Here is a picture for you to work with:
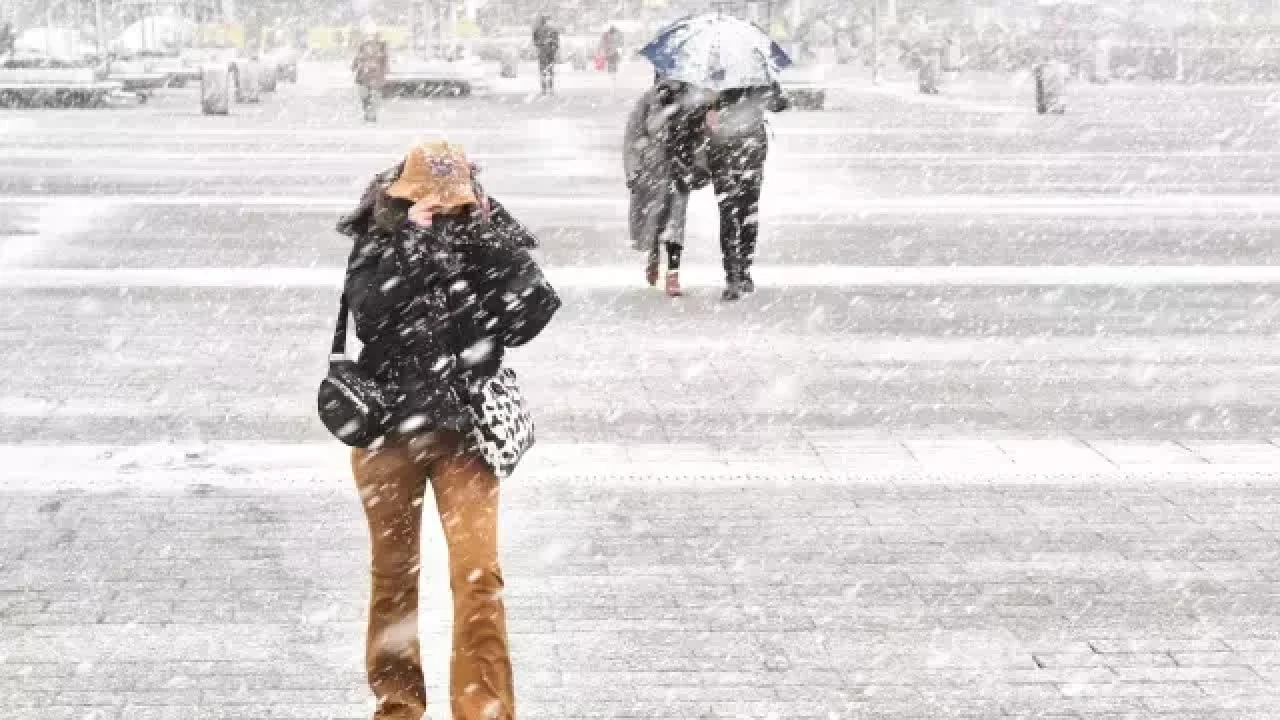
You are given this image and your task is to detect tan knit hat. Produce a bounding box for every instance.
[386,140,478,210]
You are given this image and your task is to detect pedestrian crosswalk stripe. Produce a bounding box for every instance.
[5,194,1280,217]
[0,442,1277,490]
[6,265,1280,289]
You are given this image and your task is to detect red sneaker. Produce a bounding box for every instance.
[665,271,683,297]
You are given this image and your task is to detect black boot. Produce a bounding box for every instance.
[737,240,752,292]
[721,266,744,302]
[739,221,758,294]
[721,258,743,302]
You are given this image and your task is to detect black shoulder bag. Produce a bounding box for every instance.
[317,294,389,447]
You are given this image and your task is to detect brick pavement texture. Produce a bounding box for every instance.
[3,466,1280,720]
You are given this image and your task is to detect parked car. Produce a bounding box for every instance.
[777,55,829,110]
[132,50,202,87]
[182,47,270,99]
[104,54,170,100]
[14,27,96,60]
[0,52,123,107]
[382,53,488,97]
[265,45,299,83]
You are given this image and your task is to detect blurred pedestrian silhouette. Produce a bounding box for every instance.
[598,25,624,83]
[532,15,560,95]
[0,22,14,57]
[352,27,389,122]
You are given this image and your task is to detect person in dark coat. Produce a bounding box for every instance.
[352,31,390,122]
[625,76,712,296]
[0,23,14,57]
[706,82,789,301]
[532,15,560,95]
[337,140,559,720]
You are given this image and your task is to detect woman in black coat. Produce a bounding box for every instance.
[336,141,558,720]
[625,76,712,297]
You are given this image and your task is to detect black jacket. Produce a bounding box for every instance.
[655,81,713,193]
[338,181,559,437]
[533,23,560,62]
[707,83,789,176]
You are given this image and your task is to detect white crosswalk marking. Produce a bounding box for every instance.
[4,192,1280,215]
[6,264,1280,289]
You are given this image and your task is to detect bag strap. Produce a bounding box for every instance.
[330,293,349,362]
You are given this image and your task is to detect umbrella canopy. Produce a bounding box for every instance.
[639,13,792,91]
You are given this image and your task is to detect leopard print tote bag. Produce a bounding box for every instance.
[466,367,536,479]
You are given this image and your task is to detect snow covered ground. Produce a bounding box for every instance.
[2,65,1280,719]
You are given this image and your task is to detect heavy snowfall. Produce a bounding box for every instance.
[2,0,1280,718]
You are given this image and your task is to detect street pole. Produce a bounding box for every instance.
[871,0,880,84]
[408,0,417,58]
[425,0,436,59]
[95,0,105,57]
[446,0,457,58]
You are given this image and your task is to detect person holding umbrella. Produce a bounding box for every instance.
[639,14,793,301]
[625,75,713,297]
[705,80,789,300]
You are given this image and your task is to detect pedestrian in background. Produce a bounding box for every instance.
[352,28,389,123]
[598,25,624,80]
[336,140,560,720]
[706,82,789,301]
[625,76,712,297]
[532,15,560,95]
[0,22,14,57]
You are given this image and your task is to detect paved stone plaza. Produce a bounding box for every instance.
[2,64,1280,718]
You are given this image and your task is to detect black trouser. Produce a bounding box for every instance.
[665,242,682,270]
[709,136,767,281]
[538,56,555,93]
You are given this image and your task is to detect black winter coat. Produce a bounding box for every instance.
[654,82,714,193]
[707,83,789,176]
[337,181,559,437]
[533,23,560,63]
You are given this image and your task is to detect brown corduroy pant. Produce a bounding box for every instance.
[351,431,515,720]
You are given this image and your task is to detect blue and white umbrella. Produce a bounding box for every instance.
[639,13,792,91]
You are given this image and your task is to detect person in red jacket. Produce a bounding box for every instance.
[598,25,624,77]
